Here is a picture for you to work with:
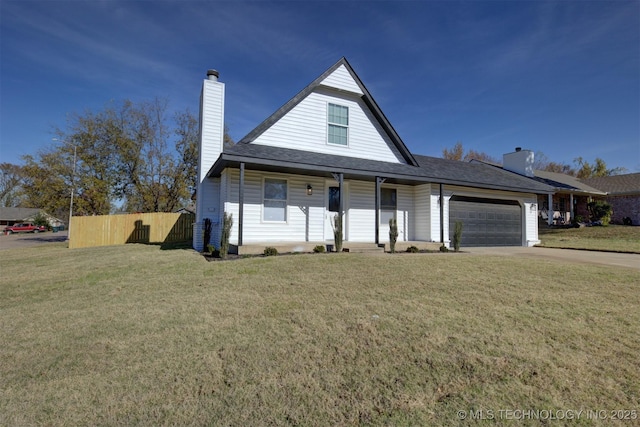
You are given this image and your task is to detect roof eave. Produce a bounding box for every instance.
[208,153,554,194]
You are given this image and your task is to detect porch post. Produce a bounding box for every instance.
[238,162,244,247]
[548,193,554,226]
[375,177,381,245]
[439,183,444,243]
[569,193,574,221]
[338,172,344,219]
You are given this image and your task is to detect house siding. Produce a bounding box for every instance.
[347,181,375,242]
[251,87,406,164]
[431,187,450,245]
[319,64,364,95]
[524,199,540,246]
[414,184,431,241]
[224,169,326,244]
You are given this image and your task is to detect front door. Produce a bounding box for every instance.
[325,185,343,241]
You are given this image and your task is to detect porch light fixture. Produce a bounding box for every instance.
[306,184,313,196]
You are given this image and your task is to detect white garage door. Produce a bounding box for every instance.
[449,196,522,246]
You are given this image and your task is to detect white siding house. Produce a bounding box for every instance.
[193,58,554,252]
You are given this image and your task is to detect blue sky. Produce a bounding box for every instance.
[1,0,639,172]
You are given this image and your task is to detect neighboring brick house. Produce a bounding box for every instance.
[582,173,640,225]
[474,150,606,226]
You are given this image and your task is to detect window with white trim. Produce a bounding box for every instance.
[380,188,397,224]
[327,103,348,146]
[263,178,287,221]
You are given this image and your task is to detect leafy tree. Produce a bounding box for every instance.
[442,142,465,161]
[574,157,626,179]
[442,142,498,163]
[17,98,234,216]
[21,151,74,220]
[0,163,24,207]
[31,212,50,228]
[533,152,576,175]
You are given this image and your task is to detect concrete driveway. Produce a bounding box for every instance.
[0,230,68,250]
[464,246,640,271]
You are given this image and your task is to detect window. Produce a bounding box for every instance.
[559,198,566,212]
[263,178,287,221]
[380,188,397,224]
[327,103,348,146]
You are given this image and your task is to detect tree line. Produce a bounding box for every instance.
[1,98,234,221]
[442,142,627,178]
[0,101,625,221]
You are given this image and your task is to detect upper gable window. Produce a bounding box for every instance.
[327,103,349,146]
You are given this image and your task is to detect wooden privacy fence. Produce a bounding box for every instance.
[69,212,194,249]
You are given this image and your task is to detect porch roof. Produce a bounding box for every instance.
[532,170,607,196]
[207,143,555,194]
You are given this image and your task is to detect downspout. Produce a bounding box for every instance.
[338,173,344,237]
[238,162,244,247]
[439,183,444,243]
[375,177,381,245]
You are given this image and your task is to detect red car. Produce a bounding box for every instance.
[3,223,47,234]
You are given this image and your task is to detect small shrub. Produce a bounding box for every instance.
[332,214,343,253]
[32,212,51,229]
[220,212,233,259]
[206,244,216,255]
[588,200,612,225]
[263,247,278,256]
[389,218,398,253]
[406,245,419,253]
[313,245,326,253]
[203,218,212,252]
[453,221,463,252]
[440,244,449,252]
[571,215,584,228]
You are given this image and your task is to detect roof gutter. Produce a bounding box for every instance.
[207,153,555,195]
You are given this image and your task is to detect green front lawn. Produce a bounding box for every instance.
[1,244,639,425]
[538,224,640,253]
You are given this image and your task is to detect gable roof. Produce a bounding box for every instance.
[0,207,43,221]
[209,143,554,194]
[238,57,418,167]
[582,173,640,195]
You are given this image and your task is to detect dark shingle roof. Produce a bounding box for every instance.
[0,207,42,221]
[582,173,640,195]
[471,159,607,195]
[210,144,553,194]
[532,170,606,195]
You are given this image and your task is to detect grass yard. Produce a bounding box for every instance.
[1,244,639,426]
[538,224,640,253]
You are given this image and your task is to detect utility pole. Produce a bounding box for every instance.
[68,145,77,241]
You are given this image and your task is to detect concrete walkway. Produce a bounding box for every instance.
[463,246,640,271]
